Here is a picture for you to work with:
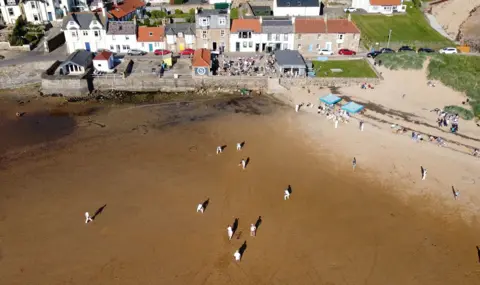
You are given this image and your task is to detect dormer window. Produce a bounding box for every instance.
[200,17,209,27]
[178,32,183,37]
[218,17,226,26]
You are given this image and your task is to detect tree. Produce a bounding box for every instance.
[173,0,183,4]
[150,10,166,19]
[8,17,27,46]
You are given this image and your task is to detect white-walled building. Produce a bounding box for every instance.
[0,0,22,25]
[93,50,114,72]
[229,18,262,52]
[259,17,295,52]
[165,23,195,52]
[352,0,406,14]
[136,26,165,53]
[105,21,136,53]
[22,0,69,23]
[208,0,231,4]
[272,0,321,16]
[62,11,108,53]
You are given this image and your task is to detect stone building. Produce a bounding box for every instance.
[195,8,230,52]
[294,15,360,56]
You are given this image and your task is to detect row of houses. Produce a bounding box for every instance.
[63,7,360,56]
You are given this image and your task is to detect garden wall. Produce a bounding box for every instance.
[0,42,32,51]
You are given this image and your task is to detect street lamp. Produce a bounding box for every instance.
[387,29,392,48]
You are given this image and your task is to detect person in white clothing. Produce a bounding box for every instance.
[216,146,223,154]
[421,167,427,180]
[85,212,93,224]
[227,225,234,240]
[236,143,242,151]
[360,121,364,131]
[239,159,246,170]
[295,104,300,112]
[250,224,256,237]
[335,119,339,129]
[234,250,241,261]
[197,203,204,213]
[284,189,290,200]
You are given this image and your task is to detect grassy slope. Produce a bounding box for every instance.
[312,60,377,78]
[352,7,451,47]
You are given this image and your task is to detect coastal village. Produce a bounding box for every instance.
[1,0,480,284]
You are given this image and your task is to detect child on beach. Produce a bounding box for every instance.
[216,146,223,154]
[85,212,93,224]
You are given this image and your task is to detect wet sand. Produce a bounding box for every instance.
[1,96,480,285]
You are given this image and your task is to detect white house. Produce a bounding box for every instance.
[58,50,93,75]
[62,10,108,53]
[272,0,320,17]
[229,18,262,52]
[352,0,406,14]
[93,50,114,72]
[259,17,295,52]
[136,26,165,53]
[105,21,136,53]
[0,0,22,25]
[208,0,231,4]
[22,0,69,23]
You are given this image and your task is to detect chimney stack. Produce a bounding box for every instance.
[259,16,262,24]
[348,13,351,22]
[291,16,295,24]
[195,8,198,14]
[99,1,106,18]
[133,15,137,26]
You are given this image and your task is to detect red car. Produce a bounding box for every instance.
[179,48,195,56]
[154,49,171,55]
[338,49,356,55]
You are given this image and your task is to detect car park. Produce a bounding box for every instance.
[318,48,334,55]
[338,48,356,55]
[127,49,146,56]
[417,48,435,53]
[398,46,415,52]
[367,51,382,58]
[379,48,395,53]
[344,7,357,13]
[154,49,171,56]
[179,48,195,56]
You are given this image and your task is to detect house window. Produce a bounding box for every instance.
[71,31,77,37]
[142,43,145,47]
[202,30,207,39]
[283,34,288,41]
[155,42,159,47]
[33,14,39,21]
[126,45,130,50]
[317,34,321,39]
[110,45,114,50]
[200,17,209,27]
[94,31,99,37]
[316,44,320,49]
[267,33,272,41]
[8,8,13,16]
[83,31,88,36]
[112,35,116,40]
[239,31,251,38]
[178,32,183,37]
[220,30,225,37]
[275,34,280,41]
[297,34,301,40]
[125,36,129,40]
[337,43,341,48]
[97,64,102,67]
[122,45,127,50]
[218,17,226,26]
[249,42,253,48]
[31,2,35,8]
[243,42,247,48]
[337,34,344,40]
[297,44,301,50]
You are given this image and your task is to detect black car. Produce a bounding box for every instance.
[398,46,415,52]
[418,48,435,53]
[380,48,395,53]
[367,51,382,58]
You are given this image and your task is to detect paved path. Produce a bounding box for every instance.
[424,13,456,41]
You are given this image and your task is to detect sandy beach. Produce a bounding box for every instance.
[1,88,480,284]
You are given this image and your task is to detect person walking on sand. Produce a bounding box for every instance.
[352,157,357,171]
[250,224,256,237]
[234,250,241,261]
[197,203,204,213]
[239,159,246,170]
[227,225,234,240]
[284,189,290,200]
[85,212,93,224]
[295,104,300,112]
[216,146,223,154]
[359,121,364,131]
[454,189,460,200]
[421,167,427,181]
[335,119,339,129]
[237,142,242,151]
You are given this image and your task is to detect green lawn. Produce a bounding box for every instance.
[352,7,452,48]
[312,60,377,78]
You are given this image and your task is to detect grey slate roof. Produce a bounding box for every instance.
[63,50,93,68]
[107,21,136,35]
[61,12,107,30]
[274,50,306,68]
[276,0,319,7]
[261,19,293,34]
[197,9,229,16]
[165,23,195,35]
[195,9,230,29]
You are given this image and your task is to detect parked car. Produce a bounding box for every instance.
[318,48,334,55]
[179,48,195,56]
[338,48,356,55]
[344,7,357,13]
[154,49,171,55]
[417,48,435,53]
[367,51,382,58]
[127,49,146,56]
[398,46,415,52]
[439,47,458,54]
[379,48,395,53]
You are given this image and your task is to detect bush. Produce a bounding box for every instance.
[150,10,166,18]
[230,8,239,19]
[8,17,27,46]
[173,0,183,4]
[175,9,183,15]
[376,52,427,70]
[443,105,474,120]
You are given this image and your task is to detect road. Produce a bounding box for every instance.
[0,48,67,67]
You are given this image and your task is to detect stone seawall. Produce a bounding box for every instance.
[278,77,381,90]
[41,77,90,96]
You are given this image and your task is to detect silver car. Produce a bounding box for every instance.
[127,49,146,56]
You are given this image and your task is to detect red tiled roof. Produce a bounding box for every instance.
[295,18,360,34]
[192,48,211,67]
[370,0,401,5]
[137,26,164,42]
[94,51,113,60]
[231,19,261,33]
[108,0,146,19]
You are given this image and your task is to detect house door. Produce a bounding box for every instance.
[116,45,120,52]
[149,44,153,52]
[308,44,313,52]
[47,12,53,21]
[212,42,217,51]
[326,42,332,51]
[275,43,281,50]
[255,43,259,52]
[262,43,266,52]
[85,42,90,51]
[236,42,240,52]
[179,43,185,51]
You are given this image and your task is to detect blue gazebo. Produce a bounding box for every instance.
[342,101,364,114]
[320,94,342,106]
